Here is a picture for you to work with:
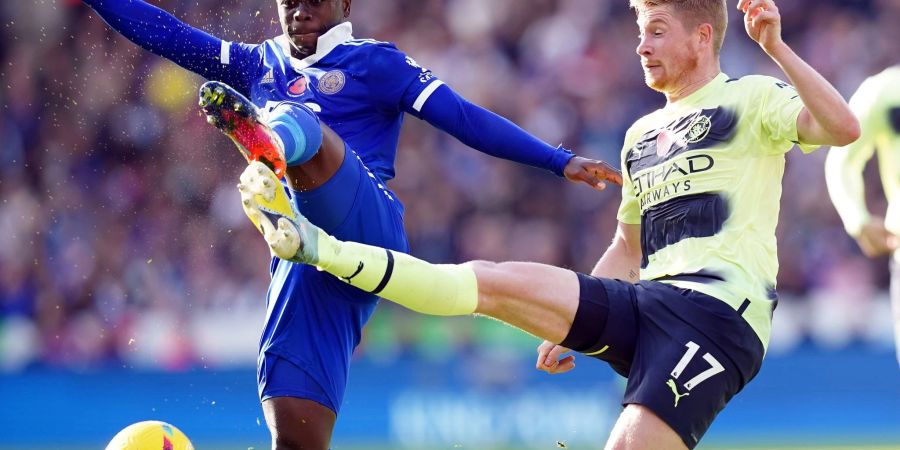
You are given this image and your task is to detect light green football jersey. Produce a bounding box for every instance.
[825,66,900,236]
[617,73,817,349]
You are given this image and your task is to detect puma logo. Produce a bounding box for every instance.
[342,261,364,284]
[666,379,690,407]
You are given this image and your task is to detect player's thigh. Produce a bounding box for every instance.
[605,404,687,450]
[262,396,336,450]
[623,334,739,450]
[566,276,639,377]
[468,260,580,344]
[624,283,764,448]
[288,146,407,252]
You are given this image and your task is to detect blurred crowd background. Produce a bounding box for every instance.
[1,0,899,374]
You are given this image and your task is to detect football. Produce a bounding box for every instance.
[105,421,194,450]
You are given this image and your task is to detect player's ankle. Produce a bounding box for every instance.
[309,227,340,268]
[268,102,323,167]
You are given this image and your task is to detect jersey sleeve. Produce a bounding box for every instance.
[752,76,819,154]
[617,128,643,225]
[217,41,264,94]
[416,84,575,176]
[362,44,443,114]
[83,0,262,94]
[824,76,882,236]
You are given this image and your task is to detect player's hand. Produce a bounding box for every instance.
[564,156,623,192]
[536,341,576,374]
[738,0,784,54]
[855,217,898,257]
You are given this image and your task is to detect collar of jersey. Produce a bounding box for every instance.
[275,22,354,72]
[667,72,728,108]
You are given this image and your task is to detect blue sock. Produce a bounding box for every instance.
[267,102,323,166]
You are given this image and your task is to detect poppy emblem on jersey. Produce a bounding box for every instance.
[318,70,346,95]
[685,115,712,144]
[287,75,307,97]
[656,129,683,157]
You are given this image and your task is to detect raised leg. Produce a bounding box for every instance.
[238,161,582,342]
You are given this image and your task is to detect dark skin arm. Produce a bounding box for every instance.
[564,157,623,191]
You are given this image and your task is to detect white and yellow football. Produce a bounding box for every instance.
[105,420,194,450]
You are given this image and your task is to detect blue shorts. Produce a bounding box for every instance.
[561,275,765,449]
[257,148,408,413]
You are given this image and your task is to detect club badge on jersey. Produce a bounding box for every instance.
[317,70,346,95]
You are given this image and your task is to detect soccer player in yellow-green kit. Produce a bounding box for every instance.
[235,0,859,448]
[825,66,900,367]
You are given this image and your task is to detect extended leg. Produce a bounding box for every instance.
[238,161,580,342]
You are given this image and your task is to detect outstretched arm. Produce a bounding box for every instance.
[739,0,860,147]
[82,0,257,92]
[365,46,620,189]
[417,85,622,190]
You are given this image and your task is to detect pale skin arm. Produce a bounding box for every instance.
[824,84,898,257]
[854,218,898,257]
[536,222,642,373]
[591,222,643,282]
[739,0,860,147]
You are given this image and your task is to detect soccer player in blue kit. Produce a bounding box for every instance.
[80,0,622,448]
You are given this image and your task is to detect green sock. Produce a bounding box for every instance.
[313,232,479,316]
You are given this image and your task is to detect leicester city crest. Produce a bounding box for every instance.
[318,70,346,95]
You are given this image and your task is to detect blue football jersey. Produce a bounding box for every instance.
[220,22,443,181]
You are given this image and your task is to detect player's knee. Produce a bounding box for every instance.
[272,434,322,450]
[263,397,334,450]
[462,260,513,311]
[271,424,329,450]
[606,404,686,450]
[463,260,501,287]
[462,259,496,271]
[268,101,323,167]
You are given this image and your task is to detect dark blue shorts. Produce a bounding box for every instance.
[257,148,408,413]
[561,275,765,449]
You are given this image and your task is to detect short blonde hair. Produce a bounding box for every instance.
[630,0,728,54]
